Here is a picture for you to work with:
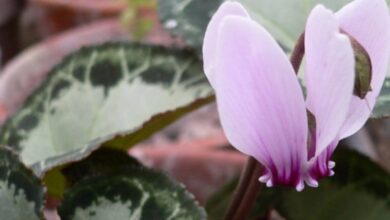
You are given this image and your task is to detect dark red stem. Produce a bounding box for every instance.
[290,32,305,73]
[223,157,262,220]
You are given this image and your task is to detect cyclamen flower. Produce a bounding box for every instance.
[203,0,390,191]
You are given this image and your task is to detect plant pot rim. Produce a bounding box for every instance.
[29,0,127,13]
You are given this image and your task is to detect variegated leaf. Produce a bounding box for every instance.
[0,147,44,220]
[58,167,206,220]
[41,147,142,198]
[0,43,213,169]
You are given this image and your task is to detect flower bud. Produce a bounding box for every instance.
[343,31,373,99]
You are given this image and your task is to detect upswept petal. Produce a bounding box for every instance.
[304,5,355,158]
[202,1,250,87]
[214,16,308,189]
[336,0,390,138]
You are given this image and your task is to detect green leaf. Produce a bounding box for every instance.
[157,0,350,52]
[205,148,390,220]
[239,0,352,49]
[58,167,207,220]
[0,43,213,168]
[373,78,390,118]
[42,147,142,198]
[0,146,44,220]
[278,182,390,220]
[158,0,222,51]
[276,148,390,220]
[61,148,141,186]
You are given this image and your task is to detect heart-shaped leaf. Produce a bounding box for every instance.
[0,43,213,170]
[0,147,44,220]
[58,167,206,220]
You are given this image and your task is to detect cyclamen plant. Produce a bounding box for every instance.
[203,0,390,191]
[2,0,390,219]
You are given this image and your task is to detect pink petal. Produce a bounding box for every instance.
[304,5,355,157]
[214,16,308,188]
[202,1,250,87]
[336,0,390,138]
[306,139,338,187]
